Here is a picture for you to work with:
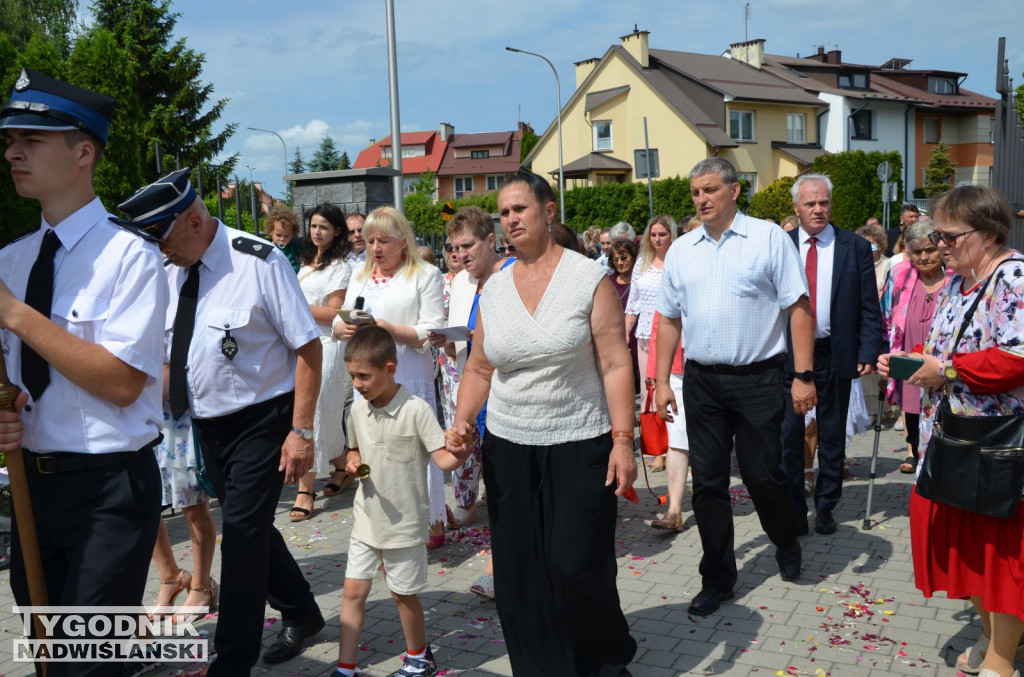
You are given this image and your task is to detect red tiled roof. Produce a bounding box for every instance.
[352,131,448,174]
[437,131,521,177]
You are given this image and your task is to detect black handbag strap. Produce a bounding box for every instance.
[950,257,1024,354]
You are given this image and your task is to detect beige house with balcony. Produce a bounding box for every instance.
[523,29,827,195]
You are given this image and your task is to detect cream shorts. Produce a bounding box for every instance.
[667,372,689,450]
[346,538,427,595]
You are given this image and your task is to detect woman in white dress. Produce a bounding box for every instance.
[625,214,679,471]
[290,204,352,521]
[332,207,447,546]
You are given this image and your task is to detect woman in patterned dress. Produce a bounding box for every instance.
[878,186,1024,677]
[437,237,464,432]
[290,204,353,521]
[625,214,678,471]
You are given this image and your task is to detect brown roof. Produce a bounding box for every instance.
[436,130,521,177]
[450,131,512,148]
[586,85,630,113]
[772,141,827,166]
[761,53,920,104]
[870,73,996,110]
[554,152,633,177]
[650,49,824,106]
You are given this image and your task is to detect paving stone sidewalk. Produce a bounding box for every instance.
[0,425,1009,676]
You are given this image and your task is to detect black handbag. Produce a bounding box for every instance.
[915,260,1024,518]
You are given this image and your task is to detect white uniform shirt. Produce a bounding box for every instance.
[655,211,808,366]
[798,224,835,339]
[165,222,320,419]
[0,198,167,453]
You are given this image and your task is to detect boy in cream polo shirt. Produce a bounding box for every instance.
[335,326,467,677]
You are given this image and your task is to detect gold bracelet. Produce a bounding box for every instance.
[611,431,635,439]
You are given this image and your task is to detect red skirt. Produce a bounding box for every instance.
[910,487,1024,619]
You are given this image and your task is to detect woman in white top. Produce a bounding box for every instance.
[445,169,638,676]
[332,207,447,545]
[625,213,678,470]
[290,204,353,521]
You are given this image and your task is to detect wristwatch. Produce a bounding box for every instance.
[942,361,958,383]
[291,426,314,440]
[794,370,815,383]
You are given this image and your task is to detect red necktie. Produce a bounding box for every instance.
[805,236,817,328]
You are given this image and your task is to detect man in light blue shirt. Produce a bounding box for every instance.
[654,157,816,617]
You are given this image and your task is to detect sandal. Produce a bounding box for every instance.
[651,513,683,532]
[174,579,219,625]
[446,504,477,529]
[149,569,192,620]
[289,491,316,522]
[899,456,916,474]
[322,468,354,496]
[469,573,495,600]
[803,468,816,498]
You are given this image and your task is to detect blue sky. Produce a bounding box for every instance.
[127,0,1024,199]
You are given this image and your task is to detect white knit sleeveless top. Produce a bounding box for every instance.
[480,249,611,445]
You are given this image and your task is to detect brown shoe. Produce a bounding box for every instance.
[651,513,682,531]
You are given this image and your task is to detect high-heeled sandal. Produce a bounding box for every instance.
[148,569,192,620]
[174,579,219,625]
[289,491,316,522]
[322,468,354,496]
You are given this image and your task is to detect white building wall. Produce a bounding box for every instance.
[818,92,847,153]
[851,102,905,154]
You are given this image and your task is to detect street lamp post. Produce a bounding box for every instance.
[247,127,288,199]
[506,46,565,224]
[246,164,259,236]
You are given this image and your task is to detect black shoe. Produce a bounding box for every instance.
[795,517,809,536]
[776,540,802,580]
[815,508,837,535]
[687,587,734,617]
[262,609,325,665]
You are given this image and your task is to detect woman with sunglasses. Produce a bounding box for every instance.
[878,186,1024,677]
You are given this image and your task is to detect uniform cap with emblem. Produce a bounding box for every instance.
[0,68,115,145]
[110,168,196,243]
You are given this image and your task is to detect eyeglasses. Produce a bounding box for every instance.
[443,243,453,253]
[927,229,976,246]
[498,245,517,255]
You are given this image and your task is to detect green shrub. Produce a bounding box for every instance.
[812,150,903,230]
[748,176,796,222]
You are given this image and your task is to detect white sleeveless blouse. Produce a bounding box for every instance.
[480,249,611,445]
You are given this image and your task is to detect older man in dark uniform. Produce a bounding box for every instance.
[0,69,167,677]
[113,169,324,676]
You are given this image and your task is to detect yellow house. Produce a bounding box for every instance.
[524,29,827,196]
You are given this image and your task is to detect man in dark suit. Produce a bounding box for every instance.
[884,203,920,257]
[782,174,883,535]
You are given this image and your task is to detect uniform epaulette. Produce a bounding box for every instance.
[163,256,174,267]
[232,236,272,260]
[0,226,41,251]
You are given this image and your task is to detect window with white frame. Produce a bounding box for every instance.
[730,110,755,141]
[737,172,757,199]
[927,77,957,94]
[593,121,612,151]
[486,175,505,191]
[851,109,873,140]
[924,117,940,144]
[454,176,474,198]
[787,113,806,144]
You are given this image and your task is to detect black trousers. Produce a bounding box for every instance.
[192,392,319,677]
[781,341,852,521]
[11,449,162,677]
[683,363,796,593]
[482,433,636,677]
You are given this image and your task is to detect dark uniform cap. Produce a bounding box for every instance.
[0,68,115,145]
[110,168,196,243]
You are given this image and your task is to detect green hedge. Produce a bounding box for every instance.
[812,150,903,230]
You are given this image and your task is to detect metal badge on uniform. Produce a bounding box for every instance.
[221,330,238,360]
[14,69,30,92]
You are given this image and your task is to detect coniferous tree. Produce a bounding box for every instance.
[310,135,341,172]
[338,151,351,170]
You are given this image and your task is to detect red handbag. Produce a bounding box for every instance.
[639,384,668,456]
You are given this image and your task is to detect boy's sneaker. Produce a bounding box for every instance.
[390,645,437,677]
[330,671,359,677]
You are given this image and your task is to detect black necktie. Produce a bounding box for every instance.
[169,264,201,419]
[21,230,61,401]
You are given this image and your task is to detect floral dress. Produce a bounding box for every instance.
[438,271,460,428]
[155,409,207,508]
[911,257,1024,619]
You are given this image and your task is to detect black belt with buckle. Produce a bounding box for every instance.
[685,354,785,375]
[24,437,161,475]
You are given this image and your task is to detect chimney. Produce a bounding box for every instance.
[575,57,600,88]
[517,121,535,137]
[826,47,841,64]
[620,26,649,68]
[728,38,765,69]
[369,138,376,145]
[439,122,454,141]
